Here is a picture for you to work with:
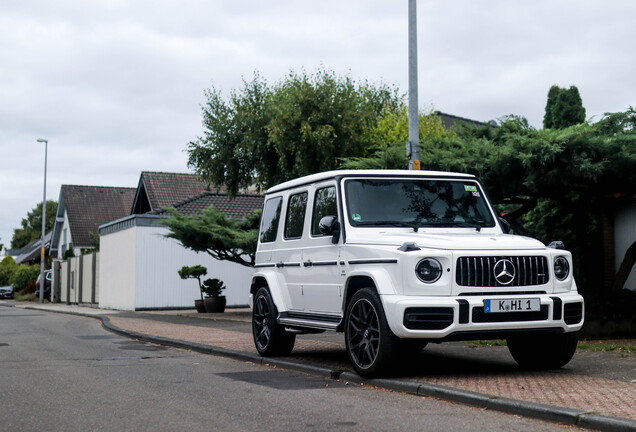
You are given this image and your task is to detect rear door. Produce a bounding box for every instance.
[302,183,343,315]
[277,189,309,311]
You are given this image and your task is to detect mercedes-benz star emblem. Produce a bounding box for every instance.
[493,259,516,285]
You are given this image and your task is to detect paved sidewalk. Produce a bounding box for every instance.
[9,302,636,431]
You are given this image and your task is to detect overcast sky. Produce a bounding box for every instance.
[1,0,634,248]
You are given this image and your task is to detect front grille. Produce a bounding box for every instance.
[404,307,454,330]
[472,305,549,323]
[456,256,549,287]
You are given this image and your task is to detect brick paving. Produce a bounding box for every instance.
[107,314,636,422]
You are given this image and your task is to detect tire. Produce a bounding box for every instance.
[507,331,578,370]
[344,288,397,377]
[252,287,296,356]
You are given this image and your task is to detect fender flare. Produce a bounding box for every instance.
[251,270,289,312]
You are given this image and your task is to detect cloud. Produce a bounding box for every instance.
[1,0,635,245]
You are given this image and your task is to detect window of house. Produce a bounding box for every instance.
[284,192,308,239]
[260,197,282,243]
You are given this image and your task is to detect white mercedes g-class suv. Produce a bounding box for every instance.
[250,170,584,377]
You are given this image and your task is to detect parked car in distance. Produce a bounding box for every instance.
[0,285,13,299]
[250,169,584,377]
[35,269,52,300]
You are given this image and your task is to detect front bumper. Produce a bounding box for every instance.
[381,292,584,339]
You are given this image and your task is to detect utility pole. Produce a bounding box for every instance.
[407,0,420,170]
[37,138,48,304]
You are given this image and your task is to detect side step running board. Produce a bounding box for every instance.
[279,316,340,331]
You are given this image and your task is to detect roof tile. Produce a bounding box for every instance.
[62,185,136,247]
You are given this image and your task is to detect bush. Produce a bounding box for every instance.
[584,289,636,321]
[63,246,76,259]
[10,264,40,292]
[202,278,225,297]
[0,256,18,286]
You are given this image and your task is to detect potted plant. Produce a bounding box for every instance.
[202,278,226,313]
[177,265,208,313]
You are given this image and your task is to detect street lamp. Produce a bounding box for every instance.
[37,138,48,304]
[407,0,420,170]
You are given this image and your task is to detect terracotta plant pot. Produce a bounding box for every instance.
[203,296,226,313]
[194,299,206,313]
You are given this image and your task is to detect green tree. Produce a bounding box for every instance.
[340,107,458,170]
[163,206,262,267]
[11,200,57,249]
[0,256,18,286]
[187,69,401,196]
[543,85,586,129]
[341,108,636,295]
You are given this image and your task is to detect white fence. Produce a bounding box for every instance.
[52,252,99,305]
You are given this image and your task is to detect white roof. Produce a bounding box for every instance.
[265,169,476,194]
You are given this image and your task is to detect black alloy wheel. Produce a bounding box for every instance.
[252,287,295,356]
[345,288,396,377]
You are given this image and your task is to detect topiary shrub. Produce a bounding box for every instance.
[202,278,225,298]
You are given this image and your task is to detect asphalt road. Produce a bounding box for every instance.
[0,306,594,432]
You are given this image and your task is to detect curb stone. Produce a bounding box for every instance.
[18,304,636,432]
[577,414,636,432]
[486,397,586,426]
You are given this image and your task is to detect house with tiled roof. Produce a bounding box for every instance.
[436,111,496,130]
[97,172,263,311]
[50,185,136,258]
[155,191,264,218]
[13,232,52,265]
[131,171,224,214]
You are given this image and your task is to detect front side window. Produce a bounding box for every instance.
[344,179,496,228]
[311,186,337,236]
[284,192,308,239]
[260,197,282,243]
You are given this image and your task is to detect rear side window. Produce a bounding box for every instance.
[311,186,337,236]
[260,197,282,243]
[284,192,308,239]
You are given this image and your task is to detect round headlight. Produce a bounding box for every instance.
[554,256,570,281]
[416,258,442,283]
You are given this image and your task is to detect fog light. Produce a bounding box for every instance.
[416,258,442,283]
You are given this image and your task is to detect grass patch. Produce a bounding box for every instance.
[577,340,636,354]
[465,339,635,354]
[14,292,37,302]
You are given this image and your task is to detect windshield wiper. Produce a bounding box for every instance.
[356,221,422,232]
[356,220,485,232]
[419,221,484,232]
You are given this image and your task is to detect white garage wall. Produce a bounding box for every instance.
[99,215,253,310]
[134,225,251,309]
[99,224,137,310]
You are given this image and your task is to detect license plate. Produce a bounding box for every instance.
[484,298,540,313]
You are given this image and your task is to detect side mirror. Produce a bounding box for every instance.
[498,217,511,234]
[319,215,340,244]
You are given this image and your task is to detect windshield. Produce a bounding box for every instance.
[344,178,496,229]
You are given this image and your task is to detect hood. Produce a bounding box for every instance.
[346,230,546,251]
